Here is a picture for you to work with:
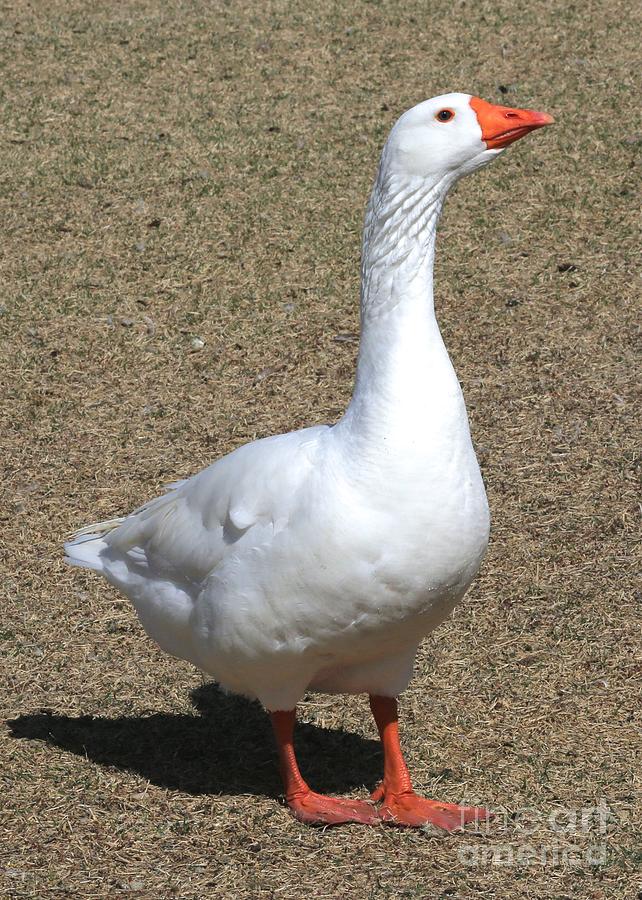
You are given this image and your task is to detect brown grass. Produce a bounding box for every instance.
[1,0,640,897]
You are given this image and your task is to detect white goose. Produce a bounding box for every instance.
[66,93,552,829]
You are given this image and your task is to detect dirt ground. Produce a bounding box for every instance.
[1,0,639,897]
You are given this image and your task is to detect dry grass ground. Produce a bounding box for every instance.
[1,0,639,897]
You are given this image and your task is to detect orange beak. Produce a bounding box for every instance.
[470,96,554,149]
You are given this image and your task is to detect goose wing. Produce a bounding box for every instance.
[66,425,329,585]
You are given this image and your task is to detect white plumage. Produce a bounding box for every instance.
[66,92,552,827]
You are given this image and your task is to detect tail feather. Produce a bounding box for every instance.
[64,517,125,572]
[64,536,108,572]
[65,481,186,573]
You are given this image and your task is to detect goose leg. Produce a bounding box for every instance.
[369,694,492,831]
[270,709,378,826]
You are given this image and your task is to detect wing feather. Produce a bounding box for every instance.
[81,425,329,584]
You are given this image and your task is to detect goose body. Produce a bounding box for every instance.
[66,93,552,827]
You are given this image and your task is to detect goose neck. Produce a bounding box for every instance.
[360,171,449,321]
[337,171,462,454]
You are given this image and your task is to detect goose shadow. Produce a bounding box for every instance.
[7,684,383,799]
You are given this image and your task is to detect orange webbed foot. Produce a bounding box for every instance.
[287,789,379,826]
[373,787,492,831]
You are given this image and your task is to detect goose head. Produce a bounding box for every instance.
[383,92,553,185]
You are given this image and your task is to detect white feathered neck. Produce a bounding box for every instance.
[337,165,462,461]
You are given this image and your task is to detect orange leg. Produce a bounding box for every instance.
[369,695,492,830]
[270,709,378,826]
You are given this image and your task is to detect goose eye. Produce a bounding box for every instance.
[435,108,455,122]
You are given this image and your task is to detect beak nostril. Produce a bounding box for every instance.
[505,111,520,119]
